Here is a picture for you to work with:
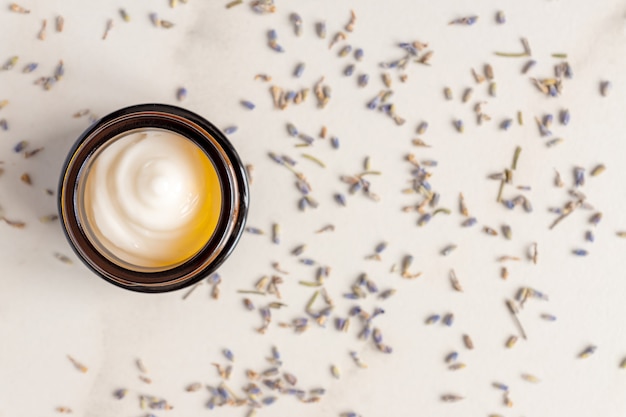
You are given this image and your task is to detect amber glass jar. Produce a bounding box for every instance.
[59,104,249,292]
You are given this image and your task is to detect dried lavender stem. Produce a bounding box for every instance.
[506,300,527,339]
[549,200,584,230]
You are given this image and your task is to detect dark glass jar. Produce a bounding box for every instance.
[58,104,249,293]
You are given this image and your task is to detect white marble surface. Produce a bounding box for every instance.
[2,0,626,416]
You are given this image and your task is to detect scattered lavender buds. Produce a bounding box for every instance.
[449,16,478,25]
[496,10,506,24]
[1,5,622,417]
[600,80,611,96]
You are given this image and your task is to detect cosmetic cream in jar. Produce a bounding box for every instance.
[59,104,249,292]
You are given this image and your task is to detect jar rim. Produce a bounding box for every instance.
[58,103,249,293]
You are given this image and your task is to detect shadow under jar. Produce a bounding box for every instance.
[59,104,249,293]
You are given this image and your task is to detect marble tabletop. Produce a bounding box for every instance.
[2,0,626,416]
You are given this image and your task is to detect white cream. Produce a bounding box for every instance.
[82,129,222,268]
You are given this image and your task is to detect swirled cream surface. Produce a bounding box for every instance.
[82,129,222,269]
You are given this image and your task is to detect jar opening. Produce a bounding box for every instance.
[78,128,223,272]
